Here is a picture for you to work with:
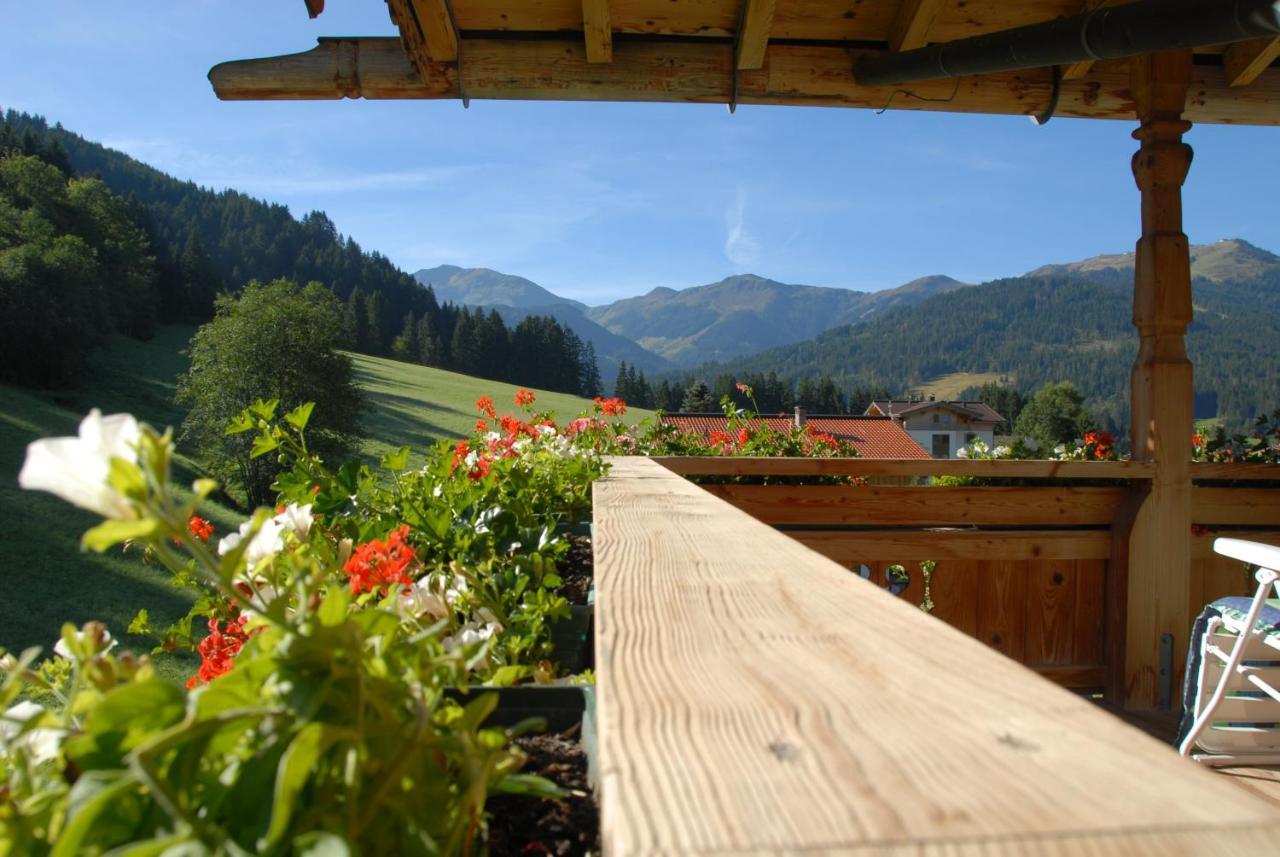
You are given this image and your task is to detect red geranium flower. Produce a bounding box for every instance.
[737,428,751,445]
[515,389,536,406]
[187,614,250,689]
[475,418,490,433]
[594,396,627,417]
[475,396,497,420]
[343,525,417,596]
[187,515,214,543]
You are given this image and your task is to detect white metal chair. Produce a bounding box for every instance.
[1178,538,1280,767]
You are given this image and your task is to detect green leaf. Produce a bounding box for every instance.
[106,457,147,500]
[225,412,256,435]
[454,692,498,733]
[250,433,280,460]
[65,679,187,769]
[317,587,350,627]
[101,833,203,857]
[249,399,279,421]
[380,446,410,473]
[491,772,567,800]
[284,402,316,432]
[191,477,218,500]
[51,771,140,857]
[292,832,352,857]
[82,517,160,553]
[259,723,348,851]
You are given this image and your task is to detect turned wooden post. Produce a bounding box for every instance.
[1123,50,1195,710]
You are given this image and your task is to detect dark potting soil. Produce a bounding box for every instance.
[557,535,594,606]
[486,731,599,856]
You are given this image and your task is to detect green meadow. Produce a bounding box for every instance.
[0,326,651,680]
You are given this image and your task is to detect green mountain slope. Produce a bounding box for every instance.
[1028,238,1280,284]
[694,275,1280,434]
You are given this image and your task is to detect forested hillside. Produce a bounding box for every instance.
[0,110,600,396]
[689,275,1280,434]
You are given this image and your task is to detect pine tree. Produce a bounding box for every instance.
[681,380,716,412]
[391,312,419,363]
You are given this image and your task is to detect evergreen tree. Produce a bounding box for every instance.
[681,379,716,412]
[391,311,419,363]
[580,341,603,397]
[179,229,218,320]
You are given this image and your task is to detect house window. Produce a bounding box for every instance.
[942,413,952,425]
[932,434,951,458]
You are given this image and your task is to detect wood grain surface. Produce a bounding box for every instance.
[592,457,1280,855]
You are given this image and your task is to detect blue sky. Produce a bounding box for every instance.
[3,2,1277,305]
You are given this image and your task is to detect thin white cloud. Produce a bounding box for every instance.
[912,143,1020,173]
[724,186,760,268]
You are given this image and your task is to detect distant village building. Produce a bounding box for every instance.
[659,410,931,460]
[864,398,1004,459]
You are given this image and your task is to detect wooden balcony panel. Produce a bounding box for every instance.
[592,457,1280,855]
[701,483,1127,527]
[655,455,1156,479]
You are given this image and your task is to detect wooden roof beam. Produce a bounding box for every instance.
[735,0,776,71]
[888,0,944,53]
[207,38,1280,126]
[409,0,458,62]
[1062,0,1127,81]
[582,0,612,64]
[1224,35,1280,87]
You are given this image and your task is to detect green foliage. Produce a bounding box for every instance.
[1196,409,1280,464]
[177,279,363,507]
[680,380,716,412]
[1,110,597,396]
[1012,381,1093,450]
[0,153,156,387]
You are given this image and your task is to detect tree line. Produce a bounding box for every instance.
[0,110,600,396]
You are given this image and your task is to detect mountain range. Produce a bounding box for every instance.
[414,265,970,372]
[415,238,1280,430]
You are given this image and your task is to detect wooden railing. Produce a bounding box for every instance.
[591,457,1280,855]
[651,456,1280,697]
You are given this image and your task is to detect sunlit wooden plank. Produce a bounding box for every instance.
[1225,36,1280,87]
[735,0,776,70]
[582,0,612,64]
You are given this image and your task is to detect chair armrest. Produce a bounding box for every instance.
[1214,537,1280,571]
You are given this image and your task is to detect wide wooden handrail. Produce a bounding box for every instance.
[592,457,1280,855]
[1190,461,1280,481]
[655,455,1156,479]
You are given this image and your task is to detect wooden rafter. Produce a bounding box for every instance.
[582,0,612,64]
[303,0,323,18]
[410,0,459,63]
[887,0,943,53]
[1224,35,1280,87]
[207,38,1280,126]
[735,0,776,71]
[1062,0,1127,80]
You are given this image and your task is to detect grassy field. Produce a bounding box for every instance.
[0,326,651,680]
[913,372,1010,401]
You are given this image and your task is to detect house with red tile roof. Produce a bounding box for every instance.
[659,410,930,459]
[864,398,1005,459]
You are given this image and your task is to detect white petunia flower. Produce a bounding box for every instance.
[400,578,450,621]
[218,518,285,567]
[1,701,64,764]
[956,447,970,459]
[993,445,1011,458]
[53,628,116,660]
[18,410,141,519]
[1022,437,1040,453]
[1053,444,1067,455]
[273,503,313,539]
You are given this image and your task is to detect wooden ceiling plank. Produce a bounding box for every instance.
[888,0,944,53]
[735,0,776,71]
[410,0,458,63]
[1062,0,1128,80]
[207,38,1280,126]
[582,0,613,64]
[1224,35,1280,87]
